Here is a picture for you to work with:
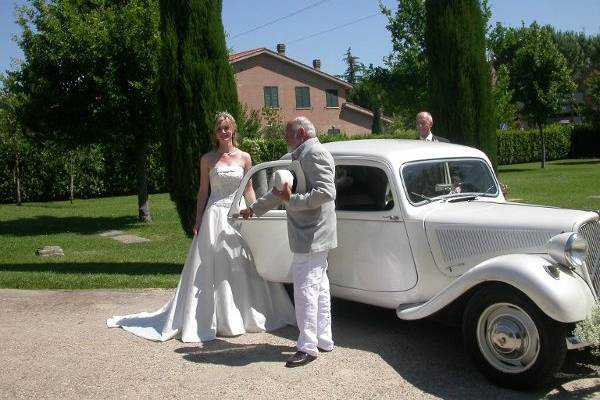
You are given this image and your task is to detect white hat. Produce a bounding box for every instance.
[272,160,306,193]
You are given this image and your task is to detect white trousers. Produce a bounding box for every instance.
[292,250,333,357]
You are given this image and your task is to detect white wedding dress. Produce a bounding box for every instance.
[107,165,295,342]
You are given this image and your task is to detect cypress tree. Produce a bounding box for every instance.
[371,105,382,134]
[159,0,240,235]
[425,0,496,166]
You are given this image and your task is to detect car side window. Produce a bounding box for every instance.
[335,165,393,211]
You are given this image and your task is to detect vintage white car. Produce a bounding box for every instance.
[228,139,599,390]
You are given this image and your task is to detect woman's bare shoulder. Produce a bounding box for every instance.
[238,150,252,162]
[201,150,218,162]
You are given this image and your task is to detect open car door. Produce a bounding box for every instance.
[228,160,294,283]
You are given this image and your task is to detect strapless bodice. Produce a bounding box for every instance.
[207,165,244,207]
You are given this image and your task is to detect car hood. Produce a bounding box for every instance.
[422,200,599,276]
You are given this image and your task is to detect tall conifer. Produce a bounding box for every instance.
[159,0,239,235]
[425,0,496,165]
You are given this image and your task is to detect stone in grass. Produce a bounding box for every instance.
[112,234,150,244]
[98,230,125,237]
[36,246,65,257]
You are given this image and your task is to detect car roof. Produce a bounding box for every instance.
[322,139,490,165]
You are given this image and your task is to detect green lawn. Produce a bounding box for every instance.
[497,159,600,210]
[0,193,190,289]
[1,158,599,289]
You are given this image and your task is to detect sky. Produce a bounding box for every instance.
[1,0,600,78]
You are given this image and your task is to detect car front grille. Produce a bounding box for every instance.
[578,219,600,297]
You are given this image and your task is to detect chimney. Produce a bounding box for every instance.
[276,43,286,55]
[313,59,321,70]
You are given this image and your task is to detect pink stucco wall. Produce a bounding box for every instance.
[232,53,372,135]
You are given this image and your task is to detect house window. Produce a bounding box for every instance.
[264,86,279,108]
[327,126,341,135]
[326,89,339,107]
[295,86,311,108]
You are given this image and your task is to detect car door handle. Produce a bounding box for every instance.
[383,215,400,221]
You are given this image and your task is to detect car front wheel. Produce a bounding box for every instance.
[463,285,567,390]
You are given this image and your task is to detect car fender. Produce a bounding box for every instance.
[396,254,596,323]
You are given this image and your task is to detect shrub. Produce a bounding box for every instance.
[574,304,600,355]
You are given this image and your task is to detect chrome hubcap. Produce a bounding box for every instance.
[477,303,540,373]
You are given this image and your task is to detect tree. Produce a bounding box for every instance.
[380,0,428,124]
[488,23,523,70]
[511,23,576,168]
[380,0,491,128]
[341,47,363,84]
[371,106,383,134]
[0,74,28,205]
[492,64,518,128]
[159,0,240,236]
[583,69,600,127]
[348,64,390,129]
[16,0,159,221]
[425,0,496,165]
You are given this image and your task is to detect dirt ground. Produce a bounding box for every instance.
[1,288,599,399]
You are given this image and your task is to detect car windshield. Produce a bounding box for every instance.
[401,158,498,205]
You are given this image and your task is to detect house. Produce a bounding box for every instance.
[229,44,390,136]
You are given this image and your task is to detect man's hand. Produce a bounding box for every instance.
[240,207,254,219]
[272,182,291,202]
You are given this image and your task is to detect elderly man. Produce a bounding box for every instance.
[416,111,449,142]
[241,116,337,368]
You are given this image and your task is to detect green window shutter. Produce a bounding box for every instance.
[295,87,310,108]
[264,86,279,108]
[326,89,339,107]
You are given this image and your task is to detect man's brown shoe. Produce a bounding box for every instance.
[317,347,333,353]
[285,351,316,368]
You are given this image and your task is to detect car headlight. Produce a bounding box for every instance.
[547,232,588,269]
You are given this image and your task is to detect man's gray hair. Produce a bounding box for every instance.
[290,116,316,138]
[416,111,433,124]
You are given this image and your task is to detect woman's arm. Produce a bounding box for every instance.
[193,155,211,236]
[242,152,256,205]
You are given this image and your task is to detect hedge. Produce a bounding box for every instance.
[0,141,166,204]
[240,124,594,167]
[496,124,574,165]
[1,125,597,204]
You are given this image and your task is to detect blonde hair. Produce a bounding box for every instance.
[213,111,238,147]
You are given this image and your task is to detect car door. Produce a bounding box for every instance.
[228,160,294,283]
[329,159,417,292]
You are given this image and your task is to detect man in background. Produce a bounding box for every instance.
[416,111,449,142]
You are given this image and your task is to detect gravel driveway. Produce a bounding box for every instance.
[1,289,598,399]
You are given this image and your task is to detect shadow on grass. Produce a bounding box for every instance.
[554,160,600,166]
[0,262,182,275]
[497,168,535,174]
[0,215,138,237]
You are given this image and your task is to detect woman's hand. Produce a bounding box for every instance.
[192,221,201,236]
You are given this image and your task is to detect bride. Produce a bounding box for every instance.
[108,112,295,342]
